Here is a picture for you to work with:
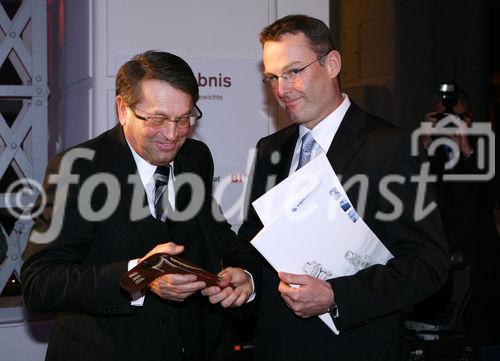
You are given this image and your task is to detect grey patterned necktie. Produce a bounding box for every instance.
[296,132,317,170]
[153,165,170,222]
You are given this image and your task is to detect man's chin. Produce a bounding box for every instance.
[286,111,305,125]
[149,152,177,166]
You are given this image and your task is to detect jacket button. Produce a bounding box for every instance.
[159,315,167,324]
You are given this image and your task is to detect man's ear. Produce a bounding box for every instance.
[326,50,341,79]
[116,95,127,126]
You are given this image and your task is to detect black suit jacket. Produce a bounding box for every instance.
[21,125,258,361]
[238,103,449,361]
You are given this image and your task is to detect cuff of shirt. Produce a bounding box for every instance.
[128,259,145,306]
[244,270,256,303]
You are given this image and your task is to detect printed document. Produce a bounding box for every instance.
[251,154,393,334]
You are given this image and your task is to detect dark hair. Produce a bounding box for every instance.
[259,15,336,59]
[115,50,199,106]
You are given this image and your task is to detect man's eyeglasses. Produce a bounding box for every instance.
[127,104,202,129]
[262,52,330,87]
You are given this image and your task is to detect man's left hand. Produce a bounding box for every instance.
[278,272,334,318]
[201,267,253,308]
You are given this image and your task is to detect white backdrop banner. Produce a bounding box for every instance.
[188,58,270,227]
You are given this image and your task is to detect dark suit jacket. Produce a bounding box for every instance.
[238,103,449,361]
[21,125,258,361]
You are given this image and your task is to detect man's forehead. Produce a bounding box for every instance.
[263,33,311,54]
[262,34,315,71]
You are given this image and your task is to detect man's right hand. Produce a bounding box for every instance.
[141,242,207,302]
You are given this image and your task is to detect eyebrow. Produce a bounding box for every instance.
[135,107,191,118]
[264,60,303,76]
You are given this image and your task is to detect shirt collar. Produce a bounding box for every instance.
[298,93,351,152]
[127,141,174,186]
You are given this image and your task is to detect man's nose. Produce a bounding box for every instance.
[160,121,178,140]
[275,77,291,98]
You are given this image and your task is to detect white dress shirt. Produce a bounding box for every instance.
[129,145,176,216]
[127,143,175,305]
[288,94,351,175]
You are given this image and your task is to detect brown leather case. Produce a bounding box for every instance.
[120,253,221,293]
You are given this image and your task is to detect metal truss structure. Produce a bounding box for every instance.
[0,0,47,322]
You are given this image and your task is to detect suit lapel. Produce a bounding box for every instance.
[272,104,366,181]
[327,103,366,175]
[167,143,202,247]
[109,125,141,179]
[274,126,300,183]
[109,125,169,241]
[170,148,195,222]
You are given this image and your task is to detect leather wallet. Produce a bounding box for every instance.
[120,253,222,293]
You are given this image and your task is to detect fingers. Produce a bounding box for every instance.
[148,274,206,302]
[277,275,335,319]
[203,268,253,308]
[143,244,182,263]
[279,288,315,318]
[201,285,221,297]
[207,286,234,306]
[281,292,294,306]
[278,271,308,286]
[163,242,185,255]
[279,283,307,318]
[216,269,232,288]
[139,242,184,263]
[151,242,184,256]
[211,285,249,308]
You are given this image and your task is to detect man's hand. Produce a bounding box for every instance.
[139,242,184,264]
[448,114,474,157]
[141,242,207,302]
[201,267,253,308]
[278,272,334,318]
[148,273,207,302]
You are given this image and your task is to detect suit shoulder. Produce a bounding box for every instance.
[258,124,297,144]
[364,113,404,136]
[255,124,298,155]
[52,127,118,157]
[182,138,213,163]
[362,113,414,149]
[183,137,211,154]
[179,138,214,167]
[46,127,123,175]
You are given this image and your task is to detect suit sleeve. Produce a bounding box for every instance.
[21,152,134,316]
[330,132,449,330]
[194,142,261,285]
[237,138,265,244]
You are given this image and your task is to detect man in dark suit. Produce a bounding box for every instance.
[237,15,449,361]
[21,51,257,361]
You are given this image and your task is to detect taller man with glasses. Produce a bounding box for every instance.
[21,51,258,361]
[238,15,449,361]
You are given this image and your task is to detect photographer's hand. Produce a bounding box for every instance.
[449,113,474,158]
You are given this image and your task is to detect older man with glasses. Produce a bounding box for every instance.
[21,50,258,361]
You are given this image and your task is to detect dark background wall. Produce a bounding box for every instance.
[332,0,498,130]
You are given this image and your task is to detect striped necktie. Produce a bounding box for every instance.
[153,165,170,222]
